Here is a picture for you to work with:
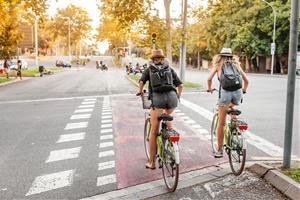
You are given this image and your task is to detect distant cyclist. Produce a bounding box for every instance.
[137,49,183,169]
[207,48,249,158]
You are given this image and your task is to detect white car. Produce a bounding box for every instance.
[9,59,28,70]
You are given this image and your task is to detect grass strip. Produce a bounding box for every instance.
[0,78,15,84]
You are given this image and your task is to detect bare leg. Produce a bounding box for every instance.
[217,105,229,151]
[147,108,163,168]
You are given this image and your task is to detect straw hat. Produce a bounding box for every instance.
[219,48,233,57]
[151,49,165,59]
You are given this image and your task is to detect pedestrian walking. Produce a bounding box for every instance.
[3,60,9,79]
[17,60,22,80]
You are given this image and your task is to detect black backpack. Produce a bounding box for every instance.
[220,63,243,91]
[149,64,174,92]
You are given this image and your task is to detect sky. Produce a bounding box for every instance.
[48,0,208,53]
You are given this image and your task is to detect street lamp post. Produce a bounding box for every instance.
[262,0,277,75]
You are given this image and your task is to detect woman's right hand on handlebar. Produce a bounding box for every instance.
[136,90,144,96]
[207,88,217,94]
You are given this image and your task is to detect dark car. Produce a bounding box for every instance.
[56,60,71,68]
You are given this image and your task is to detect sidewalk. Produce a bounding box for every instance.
[81,163,288,200]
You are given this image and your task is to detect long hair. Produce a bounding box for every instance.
[212,54,240,71]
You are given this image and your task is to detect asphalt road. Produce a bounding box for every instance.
[0,56,299,199]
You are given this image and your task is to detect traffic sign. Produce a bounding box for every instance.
[271,42,276,55]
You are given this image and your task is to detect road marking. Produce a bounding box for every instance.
[101,124,112,128]
[101,129,113,134]
[192,124,202,129]
[102,112,112,115]
[180,98,286,157]
[81,101,96,105]
[102,109,111,112]
[176,113,185,116]
[26,170,74,196]
[84,98,96,101]
[56,133,85,143]
[181,116,190,120]
[97,174,116,186]
[99,150,115,158]
[197,128,209,135]
[101,119,112,123]
[74,109,93,113]
[174,109,181,113]
[78,105,95,108]
[186,119,196,124]
[46,147,81,163]
[99,142,114,148]
[98,161,115,171]
[100,135,114,140]
[64,122,88,130]
[70,114,91,120]
[102,115,112,119]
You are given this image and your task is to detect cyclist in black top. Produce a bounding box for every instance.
[138,49,183,169]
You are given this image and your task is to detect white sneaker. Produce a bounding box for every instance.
[214,150,223,158]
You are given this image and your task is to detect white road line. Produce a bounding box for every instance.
[84,98,96,101]
[99,150,115,158]
[176,113,185,116]
[181,116,190,120]
[98,161,115,171]
[46,147,81,163]
[78,105,95,108]
[56,133,85,143]
[102,112,112,115]
[102,115,112,119]
[100,135,114,140]
[97,174,116,186]
[197,128,209,135]
[99,142,114,148]
[64,122,88,130]
[70,114,91,120]
[26,170,75,196]
[74,109,93,113]
[81,101,96,105]
[101,124,112,128]
[180,98,286,157]
[101,129,113,134]
[102,109,111,112]
[101,119,112,123]
[186,119,196,124]
[192,124,202,129]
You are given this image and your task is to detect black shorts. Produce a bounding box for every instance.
[152,90,178,109]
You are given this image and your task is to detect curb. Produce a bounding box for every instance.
[248,163,300,200]
[0,77,31,87]
[80,164,232,200]
[125,75,139,87]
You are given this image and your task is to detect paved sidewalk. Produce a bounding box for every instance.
[81,163,288,200]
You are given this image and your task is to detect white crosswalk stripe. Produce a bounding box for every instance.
[97,174,116,186]
[78,105,95,108]
[99,142,114,148]
[46,147,81,163]
[64,122,88,130]
[56,133,85,143]
[74,109,93,113]
[26,170,75,196]
[100,135,113,140]
[70,114,91,120]
[101,129,113,134]
[98,161,115,171]
[99,150,115,158]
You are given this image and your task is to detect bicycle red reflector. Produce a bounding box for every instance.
[239,125,248,131]
[169,135,180,142]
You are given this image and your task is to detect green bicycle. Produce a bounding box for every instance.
[139,91,180,192]
[211,106,248,176]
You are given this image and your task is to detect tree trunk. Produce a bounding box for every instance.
[164,0,172,65]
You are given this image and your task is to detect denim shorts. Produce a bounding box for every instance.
[218,88,243,106]
[152,90,178,109]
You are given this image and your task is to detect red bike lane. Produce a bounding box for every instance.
[111,95,226,189]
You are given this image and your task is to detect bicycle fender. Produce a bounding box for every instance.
[173,143,180,164]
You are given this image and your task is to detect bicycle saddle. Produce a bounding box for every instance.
[227,109,242,116]
[158,114,173,121]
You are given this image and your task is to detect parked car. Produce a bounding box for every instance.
[56,60,72,68]
[8,59,28,70]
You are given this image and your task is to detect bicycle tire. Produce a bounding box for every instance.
[228,133,246,176]
[162,141,179,192]
[144,118,151,160]
[210,113,219,153]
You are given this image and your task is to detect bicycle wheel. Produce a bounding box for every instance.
[144,118,151,160]
[162,141,179,192]
[228,133,246,176]
[210,113,219,153]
